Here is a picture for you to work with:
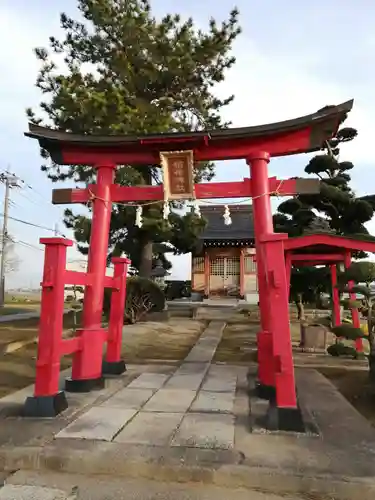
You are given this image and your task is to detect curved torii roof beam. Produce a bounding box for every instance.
[284,233,375,255]
[25,100,353,165]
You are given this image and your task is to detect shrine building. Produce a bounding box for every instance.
[191,204,257,300]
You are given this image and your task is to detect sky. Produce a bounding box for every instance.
[1,0,375,288]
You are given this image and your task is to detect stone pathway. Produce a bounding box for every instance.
[55,320,236,449]
[2,319,375,498]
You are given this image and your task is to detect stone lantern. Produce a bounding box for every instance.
[150,259,169,290]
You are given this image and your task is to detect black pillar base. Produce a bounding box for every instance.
[24,391,68,417]
[65,376,105,393]
[102,359,127,376]
[266,400,305,433]
[254,380,276,401]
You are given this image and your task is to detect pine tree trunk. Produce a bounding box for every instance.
[138,170,153,279]
[295,294,306,348]
[139,241,153,278]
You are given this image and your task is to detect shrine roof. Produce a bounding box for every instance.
[198,204,254,242]
[284,233,375,255]
[24,100,353,164]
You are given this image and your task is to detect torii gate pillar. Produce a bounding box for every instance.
[248,153,300,429]
[247,153,275,394]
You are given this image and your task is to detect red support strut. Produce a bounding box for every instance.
[103,257,131,375]
[24,236,130,416]
[261,234,297,409]
[24,238,73,417]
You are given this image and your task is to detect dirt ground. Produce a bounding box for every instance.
[0,304,40,316]
[0,312,81,398]
[213,320,258,363]
[319,367,375,427]
[213,317,302,364]
[0,317,206,399]
[121,319,206,363]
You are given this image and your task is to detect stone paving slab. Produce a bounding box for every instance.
[184,347,218,363]
[171,413,235,449]
[125,373,170,390]
[164,362,209,390]
[100,388,155,410]
[114,412,184,446]
[201,365,237,393]
[142,389,196,413]
[183,322,225,358]
[190,390,234,414]
[173,362,209,376]
[163,373,206,390]
[0,484,69,500]
[55,407,137,441]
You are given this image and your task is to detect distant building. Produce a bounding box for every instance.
[192,205,257,301]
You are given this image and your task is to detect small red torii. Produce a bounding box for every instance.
[284,233,375,351]
[24,100,353,429]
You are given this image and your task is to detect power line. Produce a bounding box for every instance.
[2,213,87,254]
[3,168,59,212]
[0,168,88,257]
[15,189,43,208]
[11,238,44,253]
[0,212,66,235]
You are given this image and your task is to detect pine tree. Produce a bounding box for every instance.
[274,125,375,306]
[274,126,374,240]
[27,0,241,276]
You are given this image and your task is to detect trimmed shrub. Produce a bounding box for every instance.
[331,324,365,341]
[103,276,165,324]
[327,342,358,359]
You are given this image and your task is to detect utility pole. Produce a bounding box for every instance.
[54,223,59,236]
[0,171,21,307]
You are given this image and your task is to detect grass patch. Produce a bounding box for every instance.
[0,317,206,398]
[319,367,375,427]
[213,321,258,363]
[213,318,302,364]
[0,304,40,316]
[0,311,79,398]
[122,319,206,363]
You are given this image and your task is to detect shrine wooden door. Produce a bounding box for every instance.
[209,256,240,296]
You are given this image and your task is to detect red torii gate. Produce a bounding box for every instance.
[24,100,353,429]
[284,233,375,352]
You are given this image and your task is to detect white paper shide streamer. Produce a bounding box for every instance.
[223,205,232,225]
[193,199,201,218]
[163,200,170,219]
[135,205,143,228]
